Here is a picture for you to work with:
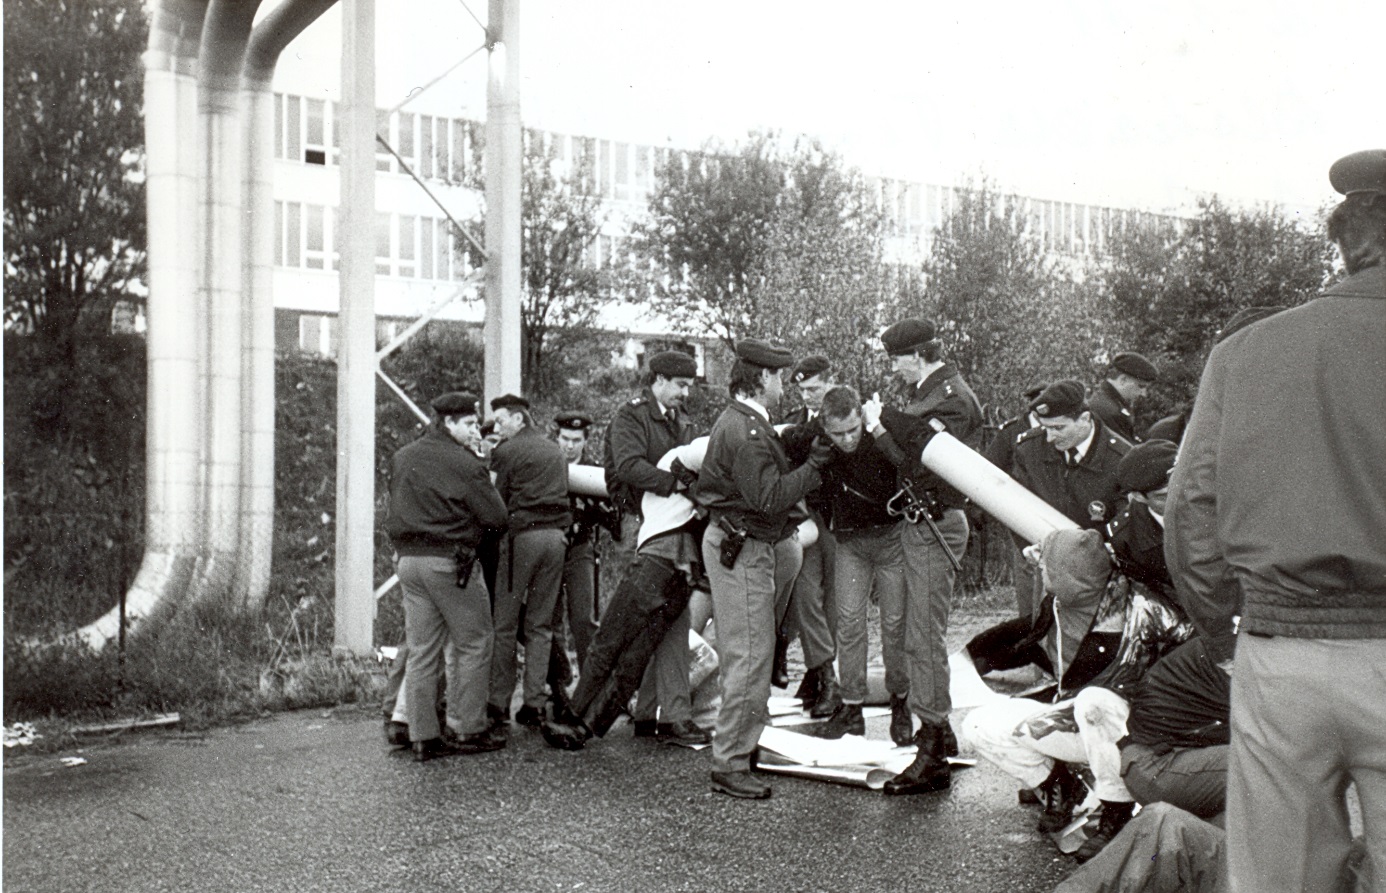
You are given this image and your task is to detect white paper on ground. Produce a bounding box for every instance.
[757,725,907,767]
[766,695,805,717]
[769,705,891,728]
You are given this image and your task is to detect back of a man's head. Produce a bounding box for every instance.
[1327,193,1386,275]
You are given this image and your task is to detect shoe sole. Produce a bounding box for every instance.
[711,781,772,799]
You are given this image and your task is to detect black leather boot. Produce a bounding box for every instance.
[772,634,791,689]
[809,663,841,718]
[882,722,951,795]
[1036,761,1086,833]
[1073,800,1135,862]
[889,695,913,746]
[792,663,820,701]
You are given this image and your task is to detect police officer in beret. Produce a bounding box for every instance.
[1167,149,1386,893]
[551,412,619,672]
[486,394,573,732]
[862,317,984,796]
[601,349,706,744]
[384,392,508,760]
[695,338,834,798]
[776,354,841,717]
[1089,352,1158,443]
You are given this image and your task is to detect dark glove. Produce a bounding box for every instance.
[670,457,698,490]
[807,436,836,469]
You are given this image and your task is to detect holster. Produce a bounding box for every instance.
[454,543,477,589]
[717,515,748,569]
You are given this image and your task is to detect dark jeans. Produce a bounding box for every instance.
[568,553,692,736]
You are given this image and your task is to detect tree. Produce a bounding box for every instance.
[3,0,148,356]
[633,132,783,347]
[633,132,897,395]
[1098,197,1332,406]
[915,180,1105,416]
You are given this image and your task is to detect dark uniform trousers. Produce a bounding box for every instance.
[558,539,598,667]
[703,524,803,774]
[398,554,494,742]
[488,527,567,713]
[565,551,693,737]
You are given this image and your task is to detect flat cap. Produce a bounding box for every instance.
[1029,380,1088,419]
[735,338,794,369]
[554,411,592,431]
[791,355,831,384]
[430,391,478,417]
[1329,149,1386,196]
[1110,352,1159,382]
[880,318,936,356]
[1116,439,1178,493]
[649,349,698,379]
[489,393,530,411]
[1218,306,1286,343]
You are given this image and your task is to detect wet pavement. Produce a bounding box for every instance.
[4,703,1076,893]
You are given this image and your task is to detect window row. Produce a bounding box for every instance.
[273,201,484,280]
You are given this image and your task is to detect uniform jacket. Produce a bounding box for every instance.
[1106,503,1176,602]
[874,363,983,508]
[1089,379,1139,443]
[385,428,508,555]
[1166,264,1386,661]
[603,388,697,516]
[1013,415,1131,530]
[1123,636,1230,750]
[694,400,819,543]
[491,425,572,533]
[983,413,1036,475]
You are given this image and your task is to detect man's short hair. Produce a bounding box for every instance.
[1327,193,1386,254]
[820,385,862,421]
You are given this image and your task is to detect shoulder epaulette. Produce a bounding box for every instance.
[629,396,646,406]
[1018,427,1046,443]
[1105,507,1131,540]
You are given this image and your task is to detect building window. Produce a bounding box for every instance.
[298,313,336,356]
[376,212,392,275]
[613,142,629,201]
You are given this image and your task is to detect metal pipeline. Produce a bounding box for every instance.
[183,0,262,607]
[82,0,211,651]
[238,0,338,609]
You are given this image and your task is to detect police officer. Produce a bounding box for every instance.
[486,394,572,732]
[777,354,841,716]
[864,318,983,796]
[1014,380,1131,532]
[551,411,618,670]
[384,392,508,760]
[696,339,833,799]
[1088,352,1158,443]
[602,350,705,743]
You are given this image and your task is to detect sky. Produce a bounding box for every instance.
[277,0,1385,217]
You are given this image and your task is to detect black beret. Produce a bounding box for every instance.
[880,318,936,356]
[1029,380,1088,419]
[1117,439,1178,493]
[1329,149,1386,196]
[1110,352,1159,382]
[430,391,478,417]
[1022,381,1049,402]
[554,411,592,431]
[735,338,794,369]
[1218,306,1286,343]
[489,393,530,411]
[791,355,831,384]
[649,349,698,379]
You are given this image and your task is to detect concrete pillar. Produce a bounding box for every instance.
[483,0,522,402]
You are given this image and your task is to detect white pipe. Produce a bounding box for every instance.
[185,0,261,606]
[85,0,210,651]
[482,0,522,403]
[919,431,1079,545]
[239,0,339,610]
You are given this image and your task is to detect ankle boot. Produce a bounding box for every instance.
[889,695,913,746]
[792,663,821,702]
[772,634,791,689]
[882,722,951,795]
[1073,800,1135,862]
[809,664,841,718]
[816,703,864,739]
[1036,761,1086,833]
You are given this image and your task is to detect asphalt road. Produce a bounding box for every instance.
[4,701,1076,893]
